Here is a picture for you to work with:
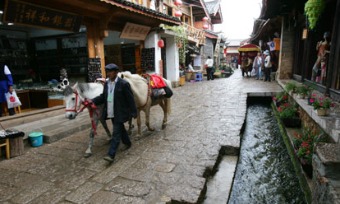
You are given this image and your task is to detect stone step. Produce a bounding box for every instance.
[314,143,340,182]
[3,108,93,145]
[0,106,65,128]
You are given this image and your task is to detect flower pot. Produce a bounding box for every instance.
[317,108,328,116]
[300,158,313,178]
[281,117,301,128]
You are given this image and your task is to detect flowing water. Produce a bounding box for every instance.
[228,99,306,204]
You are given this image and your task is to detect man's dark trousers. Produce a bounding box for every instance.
[108,119,132,158]
[206,67,214,80]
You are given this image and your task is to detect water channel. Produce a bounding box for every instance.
[229,98,306,203]
[204,98,307,203]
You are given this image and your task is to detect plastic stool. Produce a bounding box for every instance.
[195,72,203,81]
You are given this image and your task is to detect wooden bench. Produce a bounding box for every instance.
[0,130,25,159]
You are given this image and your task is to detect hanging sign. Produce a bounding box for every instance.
[120,22,151,40]
[4,0,82,32]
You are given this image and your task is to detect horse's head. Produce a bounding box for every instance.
[63,85,81,119]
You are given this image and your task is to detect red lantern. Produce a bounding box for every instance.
[174,0,182,6]
[175,10,182,17]
[202,17,208,21]
[158,39,164,48]
[203,24,208,29]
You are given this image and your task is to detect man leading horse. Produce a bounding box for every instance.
[89,64,137,163]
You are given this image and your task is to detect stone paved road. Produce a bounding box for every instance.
[0,69,282,204]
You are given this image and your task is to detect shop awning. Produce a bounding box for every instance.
[238,44,261,52]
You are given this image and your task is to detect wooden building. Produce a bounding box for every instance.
[0,0,181,111]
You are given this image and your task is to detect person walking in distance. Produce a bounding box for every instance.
[252,52,263,80]
[204,56,214,80]
[263,50,272,82]
[0,61,14,116]
[90,63,137,163]
[240,53,249,77]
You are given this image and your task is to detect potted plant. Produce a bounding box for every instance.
[296,85,311,99]
[273,92,289,107]
[284,82,297,95]
[293,128,327,178]
[312,96,334,116]
[308,93,317,105]
[278,103,301,127]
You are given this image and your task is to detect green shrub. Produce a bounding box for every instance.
[296,85,311,96]
[285,82,297,93]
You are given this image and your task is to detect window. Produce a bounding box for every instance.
[181,14,191,25]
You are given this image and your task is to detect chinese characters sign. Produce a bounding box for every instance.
[120,23,151,40]
[4,0,82,32]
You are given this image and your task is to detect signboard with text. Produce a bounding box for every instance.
[120,22,151,40]
[4,0,82,32]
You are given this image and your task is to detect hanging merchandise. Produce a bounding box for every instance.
[304,0,325,30]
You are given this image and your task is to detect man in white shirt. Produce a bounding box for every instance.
[91,64,137,163]
[204,56,214,80]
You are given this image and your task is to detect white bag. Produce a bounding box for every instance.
[5,90,22,109]
[251,68,256,76]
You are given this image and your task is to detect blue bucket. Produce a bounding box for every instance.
[29,129,43,147]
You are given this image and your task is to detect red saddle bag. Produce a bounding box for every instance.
[150,74,166,89]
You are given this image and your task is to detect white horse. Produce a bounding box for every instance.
[62,72,172,156]
[62,83,112,158]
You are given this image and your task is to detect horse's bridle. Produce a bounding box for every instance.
[65,89,99,135]
[65,90,83,115]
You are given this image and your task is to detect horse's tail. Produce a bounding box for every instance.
[166,97,171,115]
[164,79,172,115]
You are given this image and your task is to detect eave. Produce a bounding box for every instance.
[21,0,181,32]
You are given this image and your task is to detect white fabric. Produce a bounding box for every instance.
[106,78,117,118]
[267,41,275,51]
[205,59,213,67]
[188,64,194,71]
[4,65,11,75]
[264,55,272,68]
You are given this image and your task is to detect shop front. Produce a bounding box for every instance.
[250,0,340,99]
[0,0,180,113]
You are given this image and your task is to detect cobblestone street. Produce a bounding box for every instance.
[0,69,282,203]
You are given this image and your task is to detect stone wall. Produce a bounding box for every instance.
[277,18,294,80]
[278,80,340,203]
